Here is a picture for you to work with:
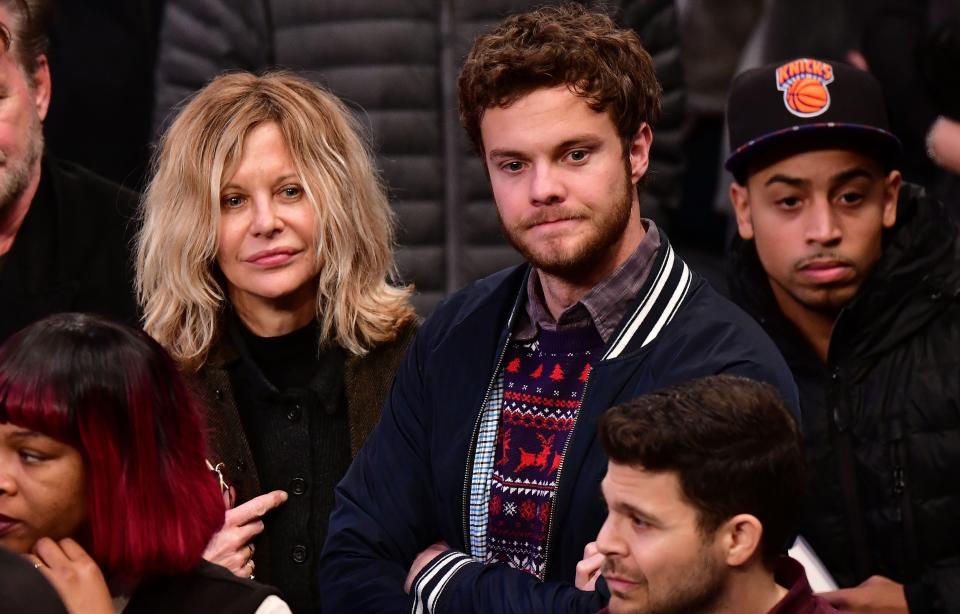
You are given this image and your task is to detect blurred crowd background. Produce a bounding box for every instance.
[44,0,960,311]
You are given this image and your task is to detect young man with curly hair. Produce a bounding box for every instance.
[319,6,798,612]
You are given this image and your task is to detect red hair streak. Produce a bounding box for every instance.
[0,314,225,579]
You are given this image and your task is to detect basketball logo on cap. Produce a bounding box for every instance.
[775,58,834,118]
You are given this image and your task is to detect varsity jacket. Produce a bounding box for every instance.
[728,184,960,613]
[318,229,799,613]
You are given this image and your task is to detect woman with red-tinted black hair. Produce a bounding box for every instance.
[0,313,291,613]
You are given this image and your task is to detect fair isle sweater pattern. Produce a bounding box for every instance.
[484,326,604,579]
[412,243,697,614]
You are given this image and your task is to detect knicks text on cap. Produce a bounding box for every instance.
[775,58,834,118]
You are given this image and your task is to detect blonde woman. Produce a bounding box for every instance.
[136,71,416,613]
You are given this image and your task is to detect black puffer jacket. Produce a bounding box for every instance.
[151,0,685,315]
[728,184,960,614]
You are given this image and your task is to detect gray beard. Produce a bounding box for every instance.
[0,125,43,218]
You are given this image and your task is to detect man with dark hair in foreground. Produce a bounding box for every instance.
[584,375,835,614]
[319,6,797,613]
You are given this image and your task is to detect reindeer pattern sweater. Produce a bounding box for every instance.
[486,326,605,578]
[319,228,800,613]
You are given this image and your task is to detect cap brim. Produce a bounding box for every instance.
[725,122,902,179]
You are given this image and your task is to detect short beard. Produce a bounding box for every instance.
[0,113,43,217]
[499,170,635,281]
[605,544,726,614]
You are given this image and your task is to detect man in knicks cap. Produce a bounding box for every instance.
[726,58,960,613]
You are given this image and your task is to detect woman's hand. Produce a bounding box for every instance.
[203,488,287,577]
[27,537,113,614]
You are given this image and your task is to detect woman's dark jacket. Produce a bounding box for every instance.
[728,184,960,613]
[192,319,416,608]
[123,561,279,614]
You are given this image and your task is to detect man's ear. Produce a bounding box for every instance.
[882,169,901,229]
[628,123,653,184]
[729,181,755,241]
[31,54,51,122]
[718,514,763,567]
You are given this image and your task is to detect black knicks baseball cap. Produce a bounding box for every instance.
[725,57,901,182]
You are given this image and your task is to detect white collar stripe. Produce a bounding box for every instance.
[641,261,691,348]
[603,244,685,360]
[604,245,673,353]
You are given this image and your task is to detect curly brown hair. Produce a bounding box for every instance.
[458,3,661,154]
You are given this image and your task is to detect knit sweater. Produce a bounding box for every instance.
[486,326,604,578]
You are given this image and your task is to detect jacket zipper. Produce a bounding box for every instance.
[541,366,594,579]
[461,331,513,554]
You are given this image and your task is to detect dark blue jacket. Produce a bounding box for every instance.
[319,235,799,613]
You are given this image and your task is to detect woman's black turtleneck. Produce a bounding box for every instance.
[226,314,351,614]
[237,318,321,390]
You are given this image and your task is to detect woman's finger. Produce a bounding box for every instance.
[56,538,93,563]
[22,553,46,571]
[234,519,266,543]
[225,490,287,526]
[209,520,264,556]
[33,537,70,568]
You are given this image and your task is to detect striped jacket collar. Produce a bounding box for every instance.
[504,228,693,361]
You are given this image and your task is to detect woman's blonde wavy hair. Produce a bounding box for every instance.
[136,70,415,371]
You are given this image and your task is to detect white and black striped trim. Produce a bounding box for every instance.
[410,551,477,614]
[602,243,693,360]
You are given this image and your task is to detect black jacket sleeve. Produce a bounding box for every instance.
[409,551,604,613]
[317,326,436,612]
